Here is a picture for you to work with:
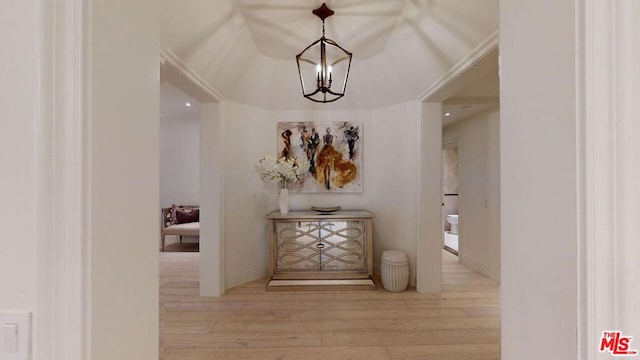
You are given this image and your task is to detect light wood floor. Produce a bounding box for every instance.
[160,250,500,360]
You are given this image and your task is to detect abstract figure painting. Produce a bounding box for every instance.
[277,121,363,193]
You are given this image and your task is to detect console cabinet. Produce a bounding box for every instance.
[265,210,375,290]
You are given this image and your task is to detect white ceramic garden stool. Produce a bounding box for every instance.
[381,250,409,292]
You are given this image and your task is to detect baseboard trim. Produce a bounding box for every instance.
[459,254,500,282]
[225,266,268,289]
[373,257,498,287]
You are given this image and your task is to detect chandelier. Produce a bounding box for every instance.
[296,3,352,103]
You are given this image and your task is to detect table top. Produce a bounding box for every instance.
[266,210,375,220]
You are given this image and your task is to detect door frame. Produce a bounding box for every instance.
[415,32,498,293]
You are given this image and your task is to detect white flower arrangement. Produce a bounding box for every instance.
[257,155,309,189]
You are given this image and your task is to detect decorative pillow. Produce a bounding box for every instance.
[170,205,182,225]
[170,205,198,224]
[175,208,199,224]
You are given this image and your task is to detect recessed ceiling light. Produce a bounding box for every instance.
[185,102,192,107]
[444,112,451,117]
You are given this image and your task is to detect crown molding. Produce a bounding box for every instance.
[443,96,499,106]
[419,31,499,102]
[160,48,224,103]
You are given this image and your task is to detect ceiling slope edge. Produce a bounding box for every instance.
[419,31,499,103]
[160,49,225,103]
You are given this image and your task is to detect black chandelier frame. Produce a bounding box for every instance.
[296,3,352,103]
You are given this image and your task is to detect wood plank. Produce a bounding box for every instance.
[162,309,291,322]
[387,344,500,360]
[164,346,392,360]
[322,329,500,347]
[241,299,409,311]
[163,332,322,348]
[211,319,406,333]
[404,298,499,309]
[161,320,215,334]
[401,317,500,331]
[290,308,470,321]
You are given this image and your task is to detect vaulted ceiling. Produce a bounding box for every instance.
[160,0,499,111]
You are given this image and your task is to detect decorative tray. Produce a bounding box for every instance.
[310,206,341,214]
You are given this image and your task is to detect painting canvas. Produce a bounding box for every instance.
[277,121,363,193]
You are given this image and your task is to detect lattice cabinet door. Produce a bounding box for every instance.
[274,220,367,274]
[274,221,322,272]
[317,220,366,272]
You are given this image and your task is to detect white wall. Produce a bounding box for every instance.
[1,1,160,359]
[500,0,577,358]
[89,0,159,359]
[222,101,272,287]
[200,102,225,296]
[160,115,200,208]
[0,0,38,330]
[220,100,418,288]
[443,108,500,281]
[417,102,444,293]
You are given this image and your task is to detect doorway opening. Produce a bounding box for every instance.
[159,82,201,253]
[160,50,226,298]
[442,141,459,255]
